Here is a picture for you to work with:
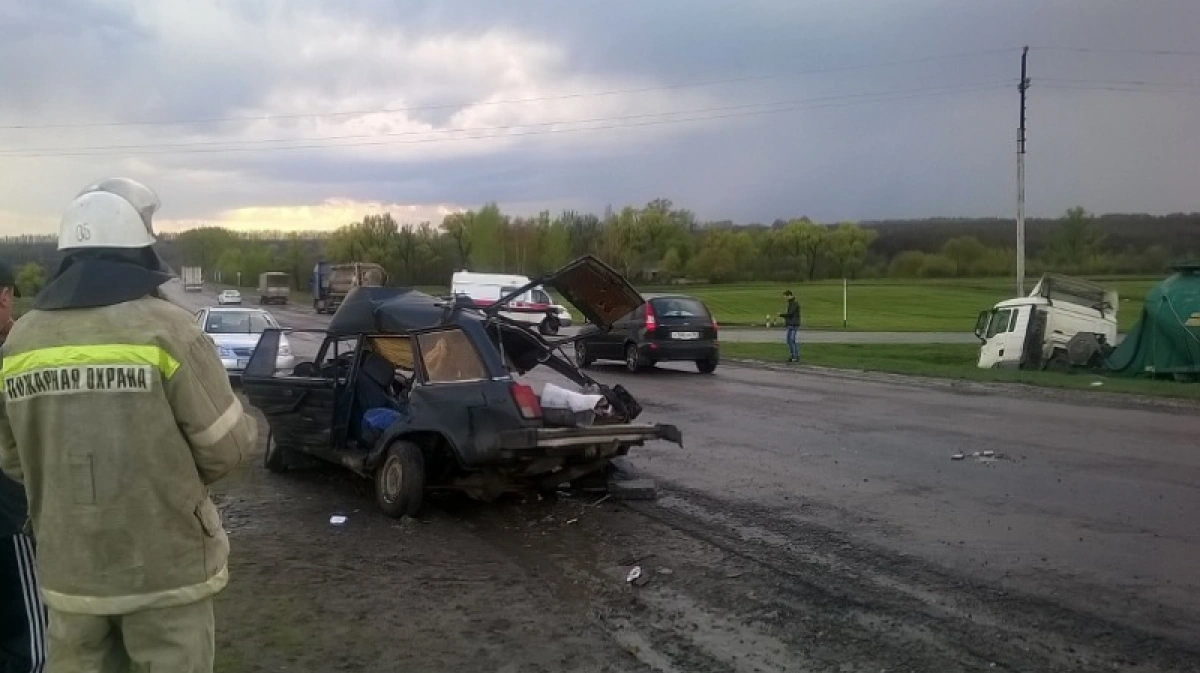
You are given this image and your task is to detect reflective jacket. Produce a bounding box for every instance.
[0,294,256,614]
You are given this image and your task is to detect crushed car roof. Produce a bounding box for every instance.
[327,286,475,336]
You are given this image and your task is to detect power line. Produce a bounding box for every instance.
[1037,77,1200,91]
[0,48,1018,131]
[1040,83,1200,95]
[0,81,1013,155]
[1031,46,1200,58]
[1,83,1012,159]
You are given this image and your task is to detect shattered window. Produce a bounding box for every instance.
[417,329,488,383]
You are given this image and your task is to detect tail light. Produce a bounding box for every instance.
[643,301,658,335]
[712,315,720,338]
[510,383,542,419]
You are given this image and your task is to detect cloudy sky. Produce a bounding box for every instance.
[0,0,1197,235]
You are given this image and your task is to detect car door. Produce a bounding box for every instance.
[242,330,344,461]
[406,327,519,468]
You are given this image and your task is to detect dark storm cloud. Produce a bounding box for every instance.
[0,0,1197,229]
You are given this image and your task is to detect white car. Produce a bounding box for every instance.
[217,289,242,305]
[195,307,295,378]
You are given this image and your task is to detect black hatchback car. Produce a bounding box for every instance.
[575,294,719,373]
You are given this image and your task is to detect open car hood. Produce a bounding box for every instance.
[488,255,643,332]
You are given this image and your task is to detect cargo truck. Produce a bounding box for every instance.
[312,261,387,314]
[181,266,203,292]
[974,274,1118,371]
[258,271,291,305]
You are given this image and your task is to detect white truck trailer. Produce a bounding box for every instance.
[181,266,203,292]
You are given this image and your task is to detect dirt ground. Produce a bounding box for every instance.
[210,404,1199,673]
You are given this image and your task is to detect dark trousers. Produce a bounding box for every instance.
[0,533,46,673]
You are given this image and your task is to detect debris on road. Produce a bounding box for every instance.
[951,453,966,461]
[982,450,996,458]
[626,566,642,583]
[590,494,612,507]
[608,478,658,501]
[329,515,347,526]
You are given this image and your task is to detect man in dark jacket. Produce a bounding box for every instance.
[781,290,801,363]
[0,261,48,673]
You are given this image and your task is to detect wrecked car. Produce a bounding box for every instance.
[241,256,682,518]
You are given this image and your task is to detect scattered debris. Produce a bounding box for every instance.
[608,478,658,501]
[951,453,966,461]
[566,518,579,525]
[329,515,347,526]
[982,450,996,458]
[626,566,642,583]
[590,494,612,507]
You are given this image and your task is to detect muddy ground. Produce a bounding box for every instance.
[174,287,1200,672]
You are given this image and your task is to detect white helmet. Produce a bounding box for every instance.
[59,177,160,251]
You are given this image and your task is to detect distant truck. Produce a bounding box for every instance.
[312,262,387,314]
[258,271,291,305]
[181,266,203,292]
[975,273,1118,371]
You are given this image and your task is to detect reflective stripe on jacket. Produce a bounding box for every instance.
[0,295,256,614]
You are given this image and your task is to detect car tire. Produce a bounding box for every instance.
[263,432,289,473]
[575,341,593,369]
[697,357,718,375]
[374,440,425,518]
[539,316,561,336]
[625,343,642,373]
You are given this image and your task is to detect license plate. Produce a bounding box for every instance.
[237,359,249,368]
[672,331,700,340]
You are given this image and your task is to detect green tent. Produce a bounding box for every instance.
[1107,263,1200,380]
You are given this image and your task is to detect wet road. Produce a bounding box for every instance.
[176,284,1200,670]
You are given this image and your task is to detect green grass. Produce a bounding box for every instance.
[720,342,1200,401]
[641,278,1156,332]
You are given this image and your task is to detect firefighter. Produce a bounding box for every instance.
[0,178,256,672]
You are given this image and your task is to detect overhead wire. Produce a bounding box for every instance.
[0,82,1013,159]
[0,47,1019,131]
[0,81,1014,156]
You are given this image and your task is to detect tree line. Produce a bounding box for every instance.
[2,201,1197,296]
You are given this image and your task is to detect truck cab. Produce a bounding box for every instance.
[976,275,1117,370]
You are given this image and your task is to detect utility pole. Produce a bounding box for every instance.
[1016,46,1030,296]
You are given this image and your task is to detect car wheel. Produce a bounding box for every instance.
[697,357,718,375]
[625,343,642,373]
[575,341,593,369]
[374,440,425,518]
[263,432,289,473]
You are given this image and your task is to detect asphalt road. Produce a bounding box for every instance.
[174,284,1200,671]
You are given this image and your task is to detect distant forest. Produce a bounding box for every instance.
[1,202,1196,296]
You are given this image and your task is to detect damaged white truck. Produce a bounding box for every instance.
[975,274,1118,371]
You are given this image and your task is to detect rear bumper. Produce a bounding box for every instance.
[640,340,718,362]
[494,423,682,456]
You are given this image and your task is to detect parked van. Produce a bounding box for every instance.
[450,271,573,335]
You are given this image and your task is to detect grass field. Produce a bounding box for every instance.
[719,343,1200,401]
[17,276,1154,335]
[639,278,1156,332]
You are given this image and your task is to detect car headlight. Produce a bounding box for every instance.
[217,345,234,358]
